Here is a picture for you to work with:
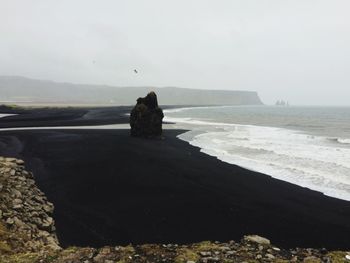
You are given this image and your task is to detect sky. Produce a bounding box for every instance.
[1,0,350,105]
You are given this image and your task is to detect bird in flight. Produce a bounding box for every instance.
[134,69,138,74]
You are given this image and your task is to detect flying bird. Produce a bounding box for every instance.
[134,69,138,74]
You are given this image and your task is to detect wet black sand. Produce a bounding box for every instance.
[0,107,349,249]
[0,106,132,128]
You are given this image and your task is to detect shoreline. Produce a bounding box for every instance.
[0,107,349,250]
[164,106,350,202]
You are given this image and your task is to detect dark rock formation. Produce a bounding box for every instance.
[130,92,164,137]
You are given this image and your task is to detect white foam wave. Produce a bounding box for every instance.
[166,115,350,201]
[164,116,242,127]
[338,138,350,144]
[164,105,231,114]
[164,107,195,114]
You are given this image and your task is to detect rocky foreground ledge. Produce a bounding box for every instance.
[0,157,59,254]
[0,157,349,263]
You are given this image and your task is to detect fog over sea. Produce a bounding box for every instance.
[164,106,350,201]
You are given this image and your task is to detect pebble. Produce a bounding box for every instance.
[16,159,25,165]
[13,198,23,205]
[6,217,14,225]
[11,189,22,198]
[266,253,275,259]
[13,204,23,209]
[219,246,230,251]
[244,235,271,245]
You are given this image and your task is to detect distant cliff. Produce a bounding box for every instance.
[0,76,263,106]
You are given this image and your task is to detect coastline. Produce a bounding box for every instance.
[0,107,349,250]
[164,105,350,202]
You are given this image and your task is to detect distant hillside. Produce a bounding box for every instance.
[0,76,263,106]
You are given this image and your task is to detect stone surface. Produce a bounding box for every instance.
[0,157,60,253]
[244,235,271,245]
[266,253,275,259]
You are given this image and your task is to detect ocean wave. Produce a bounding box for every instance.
[326,137,350,145]
[167,115,350,201]
[337,138,350,144]
[164,105,234,114]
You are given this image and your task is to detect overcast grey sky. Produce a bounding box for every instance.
[1,0,350,105]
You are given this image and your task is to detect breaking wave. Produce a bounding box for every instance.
[164,111,350,201]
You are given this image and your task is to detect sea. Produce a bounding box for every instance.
[164,105,350,201]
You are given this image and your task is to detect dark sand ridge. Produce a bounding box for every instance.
[0,107,349,250]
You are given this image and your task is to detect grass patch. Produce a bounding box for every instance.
[0,222,12,254]
[303,257,321,263]
[0,104,22,110]
[139,244,166,256]
[327,251,349,263]
[0,241,12,254]
[0,222,9,236]
[174,248,200,263]
[7,104,19,109]
[58,246,79,257]
[193,241,221,252]
[0,253,40,263]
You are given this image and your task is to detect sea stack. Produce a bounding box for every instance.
[130,91,164,137]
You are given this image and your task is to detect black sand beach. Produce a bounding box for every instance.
[0,107,349,249]
[0,106,131,128]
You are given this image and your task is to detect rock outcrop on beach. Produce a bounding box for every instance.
[130,91,164,137]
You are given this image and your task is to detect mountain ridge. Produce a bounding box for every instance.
[0,75,263,106]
